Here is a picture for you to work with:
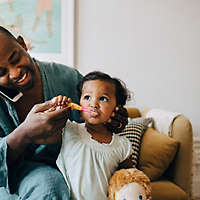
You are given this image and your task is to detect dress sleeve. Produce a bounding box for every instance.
[118,136,133,163]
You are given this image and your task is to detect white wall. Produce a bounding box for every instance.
[75,0,200,137]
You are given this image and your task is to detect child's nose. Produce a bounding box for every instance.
[90,99,98,108]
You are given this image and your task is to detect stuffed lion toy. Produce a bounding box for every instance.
[108,168,152,200]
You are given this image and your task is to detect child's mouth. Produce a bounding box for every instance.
[82,107,98,116]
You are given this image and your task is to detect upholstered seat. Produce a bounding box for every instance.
[127,108,193,200]
[151,180,188,200]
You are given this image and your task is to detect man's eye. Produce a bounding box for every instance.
[100,96,108,102]
[83,95,90,100]
[0,68,7,77]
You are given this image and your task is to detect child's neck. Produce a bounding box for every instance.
[85,123,113,144]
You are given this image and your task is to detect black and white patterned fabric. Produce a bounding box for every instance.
[119,117,153,167]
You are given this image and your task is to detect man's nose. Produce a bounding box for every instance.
[9,67,20,80]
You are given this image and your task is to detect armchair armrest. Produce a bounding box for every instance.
[167,115,193,195]
[126,107,141,118]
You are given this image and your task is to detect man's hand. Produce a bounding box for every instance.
[22,99,70,144]
[105,106,128,133]
[27,96,72,144]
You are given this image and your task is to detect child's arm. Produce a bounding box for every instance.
[118,156,133,169]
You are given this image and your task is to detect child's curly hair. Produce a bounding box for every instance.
[77,71,131,106]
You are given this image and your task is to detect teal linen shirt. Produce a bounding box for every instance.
[0,59,83,191]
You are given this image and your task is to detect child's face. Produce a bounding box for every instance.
[80,79,117,125]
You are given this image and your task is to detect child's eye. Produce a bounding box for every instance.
[83,95,90,100]
[122,199,126,200]
[138,195,143,200]
[100,96,108,102]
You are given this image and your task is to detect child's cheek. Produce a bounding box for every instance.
[81,112,87,120]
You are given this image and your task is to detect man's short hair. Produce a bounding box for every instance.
[0,26,17,41]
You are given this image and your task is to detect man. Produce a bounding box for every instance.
[0,26,128,199]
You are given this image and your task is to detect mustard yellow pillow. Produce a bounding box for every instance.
[138,127,179,181]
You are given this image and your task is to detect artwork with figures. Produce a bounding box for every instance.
[0,0,74,66]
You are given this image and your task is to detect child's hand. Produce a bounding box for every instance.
[52,95,72,110]
[105,106,128,133]
[46,96,72,112]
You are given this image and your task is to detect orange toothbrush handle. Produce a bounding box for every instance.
[67,102,82,111]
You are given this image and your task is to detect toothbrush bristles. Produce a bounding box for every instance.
[82,107,97,115]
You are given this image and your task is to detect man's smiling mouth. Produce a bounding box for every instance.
[15,72,30,86]
[16,73,27,83]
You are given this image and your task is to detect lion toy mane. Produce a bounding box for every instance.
[108,168,152,200]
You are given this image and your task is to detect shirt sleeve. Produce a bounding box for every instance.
[0,136,9,189]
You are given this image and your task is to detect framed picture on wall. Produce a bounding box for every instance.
[0,0,74,67]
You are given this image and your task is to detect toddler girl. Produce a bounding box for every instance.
[55,71,133,200]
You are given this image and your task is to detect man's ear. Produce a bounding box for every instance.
[17,36,28,51]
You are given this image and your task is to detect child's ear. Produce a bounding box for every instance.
[17,36,28,51]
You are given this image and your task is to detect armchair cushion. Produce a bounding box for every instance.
[138,127,179,181]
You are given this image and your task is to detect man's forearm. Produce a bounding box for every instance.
[6,124,30,165]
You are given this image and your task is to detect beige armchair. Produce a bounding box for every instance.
[127,108,193,200]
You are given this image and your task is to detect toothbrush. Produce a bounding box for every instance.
[67,102,97,115]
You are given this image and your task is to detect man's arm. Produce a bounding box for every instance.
[6,100,69,165]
